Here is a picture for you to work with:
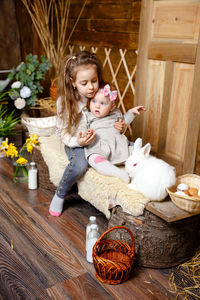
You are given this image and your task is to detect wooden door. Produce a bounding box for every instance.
[134,0,200,175]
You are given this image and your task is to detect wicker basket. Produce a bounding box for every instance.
[21,114,57,136]
[92,226,135,285]
[166,174,200,213]
[50,77,59,101]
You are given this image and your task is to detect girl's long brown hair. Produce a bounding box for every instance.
[58,50,104,134]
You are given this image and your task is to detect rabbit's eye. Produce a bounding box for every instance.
[133,163,137,167]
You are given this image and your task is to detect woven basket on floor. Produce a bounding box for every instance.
[167,174,200,213]
[50,77,59,101]
[92,226,135,285]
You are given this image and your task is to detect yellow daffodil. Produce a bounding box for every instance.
[6,143,19,158]
[25,134,38,153]
[26,134,39,144]
[2,134,39,160]
[0,138,9,152]
[26,144,33,153]
[16,157,28,165]
[2,134,39,183]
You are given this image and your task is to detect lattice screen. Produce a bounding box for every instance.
[67,45,137,138]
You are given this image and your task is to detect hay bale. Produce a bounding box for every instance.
[169,248,200,299]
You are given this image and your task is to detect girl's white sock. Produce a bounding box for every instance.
[88,154,129,183]
[49,194,65,217]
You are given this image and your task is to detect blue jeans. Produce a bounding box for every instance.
[56,146,88,199]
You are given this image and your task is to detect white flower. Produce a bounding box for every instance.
[14,98,26,109]
[20,86,31,98]
[11,81,21,89]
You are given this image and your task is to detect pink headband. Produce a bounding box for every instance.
[102,84,117,101]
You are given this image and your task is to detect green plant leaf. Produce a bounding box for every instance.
[6,53,51,108]
[0,104,20,136]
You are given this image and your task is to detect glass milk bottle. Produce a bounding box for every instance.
[86,224,100,263]
[86,216,99,250]
[28,162,38,190]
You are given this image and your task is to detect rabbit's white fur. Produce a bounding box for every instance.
[125,138,176,201]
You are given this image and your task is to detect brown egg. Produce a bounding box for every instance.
[184,189,190,196]
[188,187,198,196]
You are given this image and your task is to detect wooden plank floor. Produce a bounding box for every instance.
[0,158,177,300]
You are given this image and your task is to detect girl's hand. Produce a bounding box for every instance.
[77,129,96,146]
[130,105,146,115]
[114,119,126,133]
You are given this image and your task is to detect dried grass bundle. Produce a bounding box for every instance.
[169,248,200,299]
[36,98,56,115]
[21,0,88,76]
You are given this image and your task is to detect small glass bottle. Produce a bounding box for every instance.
[28,162,38,190]
[86,224,100,263]
[86,216,99,251]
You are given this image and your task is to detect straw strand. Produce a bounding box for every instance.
[21,0,88,76]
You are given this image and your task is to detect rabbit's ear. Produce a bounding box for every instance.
[141,143,151,157]
[133,138,142,151]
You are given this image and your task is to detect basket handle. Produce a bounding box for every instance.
[51,77,59,87]
[93,226,135,256]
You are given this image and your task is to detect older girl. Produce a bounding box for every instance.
[49,51,125,216]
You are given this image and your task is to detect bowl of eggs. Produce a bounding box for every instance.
[166,174,200,213]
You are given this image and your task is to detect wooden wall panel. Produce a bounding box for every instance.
[166,63,194,161]
[68,1,141,49]
[183,29,200,174]
[0,0,21,74]
[15,0,141,61]
[70,30,138,49]
[149,1,200,63]
[148,42,197,64]
[135,0,200,175]
[143,60,165,150]
[152,2,200,40]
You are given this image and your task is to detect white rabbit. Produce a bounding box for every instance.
[125,138,176,201]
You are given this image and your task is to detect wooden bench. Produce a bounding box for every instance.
[33,136,150,219]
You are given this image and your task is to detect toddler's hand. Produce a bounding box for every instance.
[130,105,146,115]
[114,119,126,133]
[85,129,94,136]
[77,129,96,146]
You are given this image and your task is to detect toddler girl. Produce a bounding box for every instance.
[49,51,125,216]
[77,84,146,183]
